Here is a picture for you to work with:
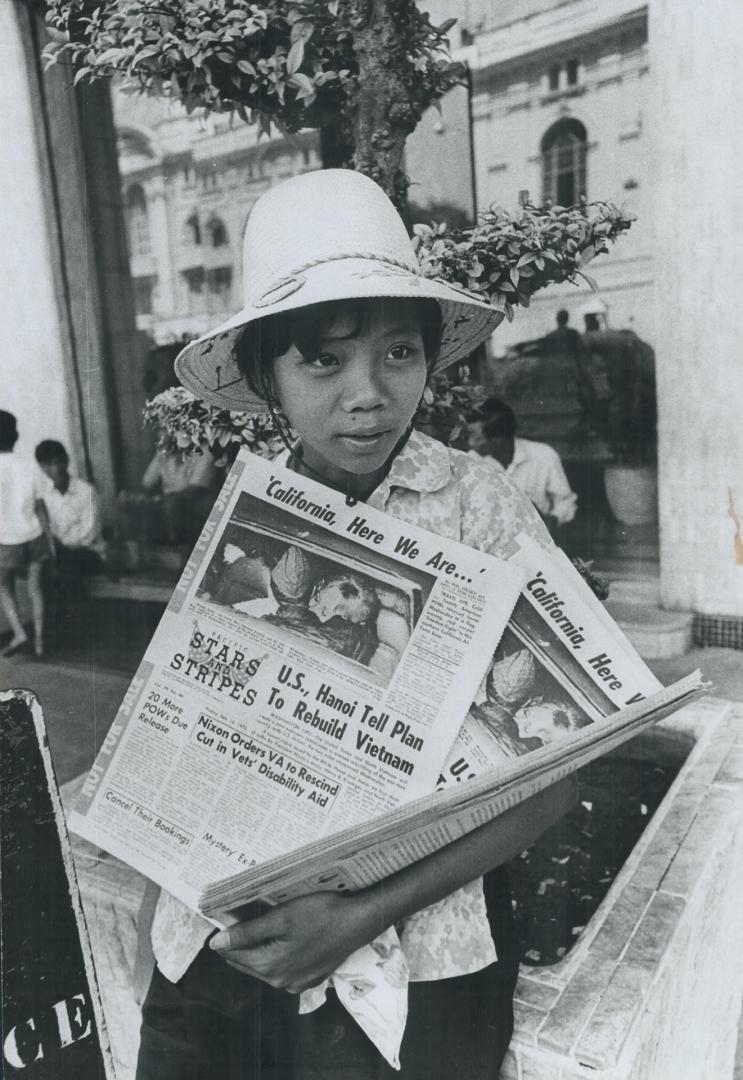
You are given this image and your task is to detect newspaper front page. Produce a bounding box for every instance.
[198,532,703,916]
[68,451,525,912]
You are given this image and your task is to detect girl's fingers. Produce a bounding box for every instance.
[210,910,283,952]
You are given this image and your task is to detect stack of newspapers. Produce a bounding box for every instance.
[69,450,704,921]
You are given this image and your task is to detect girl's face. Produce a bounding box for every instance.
[272,300,428,496]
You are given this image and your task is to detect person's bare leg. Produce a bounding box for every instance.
[0,568,28,651]
[26,561,45,656]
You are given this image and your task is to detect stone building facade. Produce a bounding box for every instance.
[116,0,652,353]
[409,0,652,354]
[113,90,320,345]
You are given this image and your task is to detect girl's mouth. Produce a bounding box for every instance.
[337,429,391,451]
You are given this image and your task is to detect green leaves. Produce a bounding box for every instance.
[289,72,316,101]
[414,365,484,447]
[413,198,634,315]
[142,388,283,465]
[43,0,358,133]
[43,0,461,174]
[286,39,305,75]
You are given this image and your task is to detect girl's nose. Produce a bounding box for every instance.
[341,356,387,412]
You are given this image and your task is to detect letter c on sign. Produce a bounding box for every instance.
[4,1016,44,1067]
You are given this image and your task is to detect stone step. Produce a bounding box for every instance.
[90,566,177,604]
[604,596,694,660]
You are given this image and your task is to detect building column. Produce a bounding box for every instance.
[649,0,743,621]
[0,2,135,510]
[0,4,85,467]
[147,174,176,317]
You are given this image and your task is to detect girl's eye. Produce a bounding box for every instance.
[305,352,340,371]
[386,343,416,362]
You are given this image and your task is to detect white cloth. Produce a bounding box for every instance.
[150,430,554,1066]
[0,454,45,544]
[506,437,577,526]
[43,476,104,553]
[142,450,215,495]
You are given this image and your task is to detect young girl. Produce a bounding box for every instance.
[136,169,576,1080]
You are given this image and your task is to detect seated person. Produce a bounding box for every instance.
[141,448,217,545]
[118,447,217,566]
[469,398,577,533]
[35,439,106,591]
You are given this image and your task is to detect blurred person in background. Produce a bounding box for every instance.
[469,398,577,536]
[542,308,583,354]
[118,447,217,569]
[140,447,216,546]
[0,411,54,656]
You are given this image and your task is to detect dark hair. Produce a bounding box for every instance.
[556,309,569,326]
[234,298,442,411]
[0,410,18,452]
[479,398,516,442]
[35,439,69,466]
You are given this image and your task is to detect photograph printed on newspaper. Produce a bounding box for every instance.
[439,531,664,789]
[67,450,525,913]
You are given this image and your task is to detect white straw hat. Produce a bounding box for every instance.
[175,169,504,414]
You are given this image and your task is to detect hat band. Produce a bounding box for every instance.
[251,252,420,308]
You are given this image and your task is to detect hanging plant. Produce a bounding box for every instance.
[413,196,633,322]
[142,386,283,465]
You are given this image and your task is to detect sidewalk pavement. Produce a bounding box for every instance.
[0,653,131,786]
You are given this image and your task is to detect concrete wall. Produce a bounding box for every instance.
[502,698,743,1080]
[0,5,78,463]
[649,0,743,617]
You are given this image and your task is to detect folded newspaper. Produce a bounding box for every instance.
[68,450,704,1066]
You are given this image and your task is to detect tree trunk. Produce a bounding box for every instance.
[347,0,418,207]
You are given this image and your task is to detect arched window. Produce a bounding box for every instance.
[125,184,151,257]
[541,119,587,206]
[205,215,228,248]
[184,212,201,246]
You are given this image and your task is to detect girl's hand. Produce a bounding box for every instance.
[208,891,376,993]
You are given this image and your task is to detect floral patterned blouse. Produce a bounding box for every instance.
[151,429,552,1026]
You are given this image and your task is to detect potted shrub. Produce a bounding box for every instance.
[583,330,658,525]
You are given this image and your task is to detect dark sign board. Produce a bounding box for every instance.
[1,691,114,1078]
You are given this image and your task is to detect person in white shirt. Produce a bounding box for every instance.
[35,440,107,599]
[142,448,217,545]
[0,412,54,656]
[35,441,105,554]
[469,398,577,532]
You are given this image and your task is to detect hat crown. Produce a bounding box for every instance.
[242,169,418,308]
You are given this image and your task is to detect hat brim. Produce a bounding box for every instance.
[174,259,504,414]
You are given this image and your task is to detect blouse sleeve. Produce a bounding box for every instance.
[454,453,555,558]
